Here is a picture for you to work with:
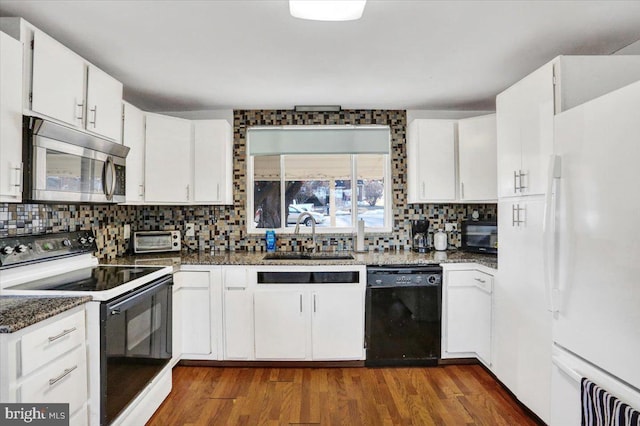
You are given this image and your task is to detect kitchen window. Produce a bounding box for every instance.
[247,126,391,234]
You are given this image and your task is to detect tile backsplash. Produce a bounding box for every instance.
[0,109,496,259]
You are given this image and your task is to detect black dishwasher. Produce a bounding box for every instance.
[365,265,442,366]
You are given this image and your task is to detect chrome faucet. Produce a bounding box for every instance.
[294,212,317,253]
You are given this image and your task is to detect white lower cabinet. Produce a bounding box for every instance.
[311,286,364,360]
[442,267,493,367]
[222,267,254,360]
[0,305,89,422]
[174,267,222,361]
[254,289,307,359]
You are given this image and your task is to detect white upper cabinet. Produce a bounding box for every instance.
[122,102,145,203]
[193,120,233,204]
[497,55,640,199]
[31,30,86,129]
[144,113,192,203]
[0,31,23,202]
[407,119,457,203]
[458,114,497,201]
[496,62,554,198]
[0,19,123,142]
[408,116,497,204]
[86,65,123,141]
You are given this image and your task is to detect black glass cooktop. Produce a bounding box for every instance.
[11,265,165,292]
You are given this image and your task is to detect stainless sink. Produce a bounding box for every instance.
[263,253,354,261]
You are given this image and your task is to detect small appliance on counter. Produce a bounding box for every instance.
[132,230,181,253]
[411,219,431,253]
[461,220,497,254]
[433,229,448,251]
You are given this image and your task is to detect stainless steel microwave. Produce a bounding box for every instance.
[461,220,498,254]
[24,117,129,203]
[133,231,182,253]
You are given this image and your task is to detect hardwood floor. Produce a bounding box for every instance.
[147,365,540,425]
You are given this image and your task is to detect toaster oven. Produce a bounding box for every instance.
[133,231,181,253]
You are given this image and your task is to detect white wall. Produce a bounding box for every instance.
[160,109,234,127]
[406,110,494,124]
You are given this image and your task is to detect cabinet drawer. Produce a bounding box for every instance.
[20,345,87,414]
[21,310,85,376]
[448,270,493,292]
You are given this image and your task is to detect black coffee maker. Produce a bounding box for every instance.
[411,219,431,253]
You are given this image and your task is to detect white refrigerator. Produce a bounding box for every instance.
[548,80,640,424]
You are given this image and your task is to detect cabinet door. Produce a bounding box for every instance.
[311,286,364,360]
[0,31,23,202]
[458,114,497,201]
[31,30,85,127]
[122,102,145,203]
[144,113,191,203]
[176,271,211,357]
[193,120,233,204]
[445,270,492,365]
[518,63,554,196]
[496,62,554,198]
[86,65,123,141]
[496,197,551,423]
[223,288,253,360]
[407,119,457,202]
[254,289,306,359]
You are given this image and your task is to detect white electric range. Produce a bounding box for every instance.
[0,231,174,426]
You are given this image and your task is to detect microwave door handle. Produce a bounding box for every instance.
[103,156,116,200]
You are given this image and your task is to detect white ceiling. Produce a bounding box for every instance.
[1,1,639,112]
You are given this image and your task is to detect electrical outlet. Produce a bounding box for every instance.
[185,223,195,237]
[123,224,131,239]
[445,223,458,232]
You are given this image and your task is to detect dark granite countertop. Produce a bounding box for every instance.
[0,296,92,334]
[104,249,497,270]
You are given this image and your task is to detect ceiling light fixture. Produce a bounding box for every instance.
[289,0,367,21]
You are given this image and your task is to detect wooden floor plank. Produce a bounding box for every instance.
[147,365,540,426]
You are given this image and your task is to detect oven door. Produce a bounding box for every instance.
[31,137,125,203]
[101,275,172,425]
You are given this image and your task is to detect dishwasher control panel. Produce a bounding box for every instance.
[366,265,442,287]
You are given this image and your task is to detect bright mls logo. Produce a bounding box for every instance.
[0,404,69,425]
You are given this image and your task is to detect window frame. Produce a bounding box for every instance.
[246,125,392,235]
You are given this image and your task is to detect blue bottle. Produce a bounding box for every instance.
[265,230,276,252]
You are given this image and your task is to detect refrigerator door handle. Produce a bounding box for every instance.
[543,155,562,313]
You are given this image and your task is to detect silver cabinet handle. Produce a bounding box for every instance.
[76,100,84,121]
[49,365,77,386]
[518,170,527,191]
[513,170,518,193]
[13,163,22,195]
[89,105,98,127]
[139,184,144,198]
[512,204,525,227]
[299,294,303,313]
[474,277,486,284]
[216,183,220,200]
[313,294,317,313]
[48,327,76,342]
[186,184,190,201]
[460,182,465,199]
[421,182,426,198]
[226,287,246,290]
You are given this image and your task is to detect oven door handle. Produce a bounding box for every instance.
[106,275,172,313]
